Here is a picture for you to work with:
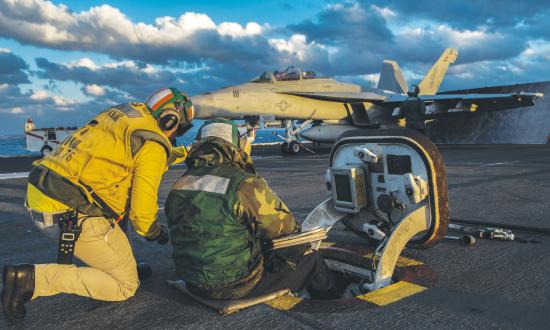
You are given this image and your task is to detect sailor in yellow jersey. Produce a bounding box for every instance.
[1,88,194,323]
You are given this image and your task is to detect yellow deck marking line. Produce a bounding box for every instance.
[362,253,424,267]
[356,281,426,306]
[264,295,303,311]
[266,281,427,311]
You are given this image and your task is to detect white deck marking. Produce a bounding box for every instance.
[170,154,320,167]
[0,172,29,180]
[252,155,282,160]
[480,160,520,167]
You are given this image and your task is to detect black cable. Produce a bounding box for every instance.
[341,217,371,240]
[450,218,550,237]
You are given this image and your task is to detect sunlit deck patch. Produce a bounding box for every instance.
[355,281,426,306]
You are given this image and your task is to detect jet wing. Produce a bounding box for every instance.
[401,92,543,118]
[280,91,388,102]
[282,91,543,118]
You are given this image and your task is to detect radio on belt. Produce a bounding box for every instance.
[302,128,450,291]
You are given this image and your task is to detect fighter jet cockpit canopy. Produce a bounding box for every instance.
[252,66,319,83]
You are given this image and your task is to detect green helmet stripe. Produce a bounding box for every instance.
[146,87,191,119]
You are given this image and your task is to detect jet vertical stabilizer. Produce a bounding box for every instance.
[377,60,408,93]
[418,48,458,95]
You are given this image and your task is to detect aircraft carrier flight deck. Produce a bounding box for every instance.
[1,143,549,329]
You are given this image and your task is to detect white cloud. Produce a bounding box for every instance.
[145,12,217,41]
[359,73,380,84]
[217,22,262,38]
[30,89,49,101]
[393,23,526,64]
[401,68,424,81]
[0,0,547,107]
[10,107,24,114]
[68,58,98,70]
[36,56,206,100]
[521,40,550,61]
[83,84,106,97]
[245,22,262,35]
[371,5,397,19]
[435,25,496,47]
[28,89,77,108]
[52,95,77,107]
[0,1,268,63]
[66,57,158,76]
[326,1,366,22]
[53,96,76,107]
[268,34,325,62]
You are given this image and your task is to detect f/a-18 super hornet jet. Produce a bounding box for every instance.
[192,48,544,154]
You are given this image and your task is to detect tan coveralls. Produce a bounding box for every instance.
[30,142,168,301]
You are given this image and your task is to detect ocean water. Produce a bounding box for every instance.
[0,135,35,157]
[0,129,286,157]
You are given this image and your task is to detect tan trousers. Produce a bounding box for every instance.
[32,215,139,301]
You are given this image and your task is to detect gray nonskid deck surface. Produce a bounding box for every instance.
[1,144,550,329]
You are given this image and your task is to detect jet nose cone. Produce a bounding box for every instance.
[191,93,215,118]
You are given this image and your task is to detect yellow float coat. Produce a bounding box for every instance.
[27,103,174,238]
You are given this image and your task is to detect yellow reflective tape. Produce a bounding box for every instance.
[264,295,302,311]
[356,281,426,306]
[362,253,424,267]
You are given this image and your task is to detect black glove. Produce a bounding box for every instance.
[146,224,170,245]
[157,225,170,245]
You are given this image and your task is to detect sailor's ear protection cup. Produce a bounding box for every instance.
[158,109,181,132]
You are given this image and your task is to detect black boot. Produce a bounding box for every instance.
[137,262,152,281]
[2,264,35,323]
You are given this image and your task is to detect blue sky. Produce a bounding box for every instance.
[0,0,549,134]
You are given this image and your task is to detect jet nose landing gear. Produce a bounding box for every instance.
[276,120,314,155]
[303,128,449,291]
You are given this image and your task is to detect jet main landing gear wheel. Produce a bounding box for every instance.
[288,141,300,155]
[280,141,302,155]
[281,142,289,154]
[275,119,314,155]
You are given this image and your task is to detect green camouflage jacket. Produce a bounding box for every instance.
[168,137,299,298]
[185,137,299,238]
